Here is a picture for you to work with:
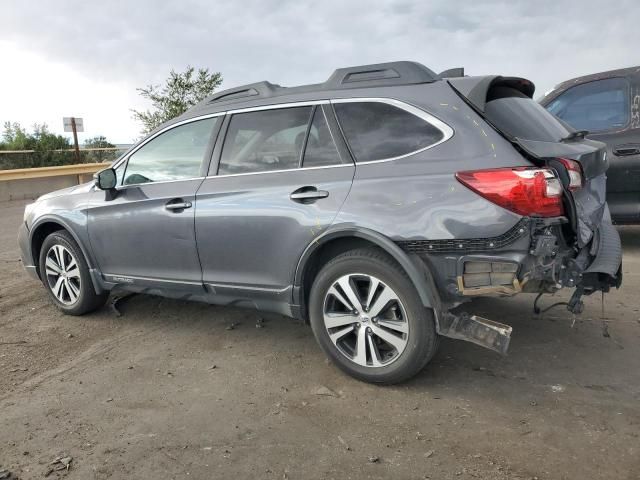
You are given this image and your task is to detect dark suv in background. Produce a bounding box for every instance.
[18,61,622,383]
[540,66,640,224]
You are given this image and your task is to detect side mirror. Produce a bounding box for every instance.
[94,168,117,190]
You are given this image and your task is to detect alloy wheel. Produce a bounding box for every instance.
[45,245,81,305]
[323,273,409,367]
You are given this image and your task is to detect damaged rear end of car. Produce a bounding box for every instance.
[415,75,623,354]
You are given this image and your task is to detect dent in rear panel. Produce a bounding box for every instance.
[336,147,523,241]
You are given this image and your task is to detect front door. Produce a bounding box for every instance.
[592,129,640,223]
[195,104,354,306]
[88,116,221,288]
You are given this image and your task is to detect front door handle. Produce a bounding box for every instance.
[165,199,192,211]
[290,187,329,203]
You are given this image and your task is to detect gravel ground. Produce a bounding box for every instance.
[1,199,639,480]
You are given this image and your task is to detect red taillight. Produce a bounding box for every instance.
[557,158,583,190]
[456,167,564,217]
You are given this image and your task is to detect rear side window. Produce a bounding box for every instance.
[334,102,444,162]
[545,78,630,132]
[485,94,571,142]
[302,107,342,168]
[218,107,313,175]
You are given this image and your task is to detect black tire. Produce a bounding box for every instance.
[39,230,108,315]
[309,248,439,384]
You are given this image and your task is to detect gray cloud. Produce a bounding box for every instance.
[1,0,639,129]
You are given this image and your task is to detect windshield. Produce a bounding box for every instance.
[485,96,572,142]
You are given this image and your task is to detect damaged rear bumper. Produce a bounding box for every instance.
[581,218,622,286]
[401,213,622,301]
[397,209,622,355]
[439,312,512,355]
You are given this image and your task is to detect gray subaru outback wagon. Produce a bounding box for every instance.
[18,61,622,383]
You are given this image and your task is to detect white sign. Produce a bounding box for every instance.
[63,117,84,132]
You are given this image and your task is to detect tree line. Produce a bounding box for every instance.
[1,66,223,169]
[0,122,118,169]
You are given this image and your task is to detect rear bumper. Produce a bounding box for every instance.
[402,211,622,355]
[584,220,622,278]
[578,217,623,292]
[398,212,622,304]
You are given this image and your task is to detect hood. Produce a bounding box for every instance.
[36,181,94,202]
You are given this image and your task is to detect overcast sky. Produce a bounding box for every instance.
[1,0,638,144]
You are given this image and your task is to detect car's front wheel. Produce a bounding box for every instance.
[39,231,108,315]
[309,248,439,384]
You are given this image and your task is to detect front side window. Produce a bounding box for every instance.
[302,107,342,168]
[123,117,217,185]
[545,78,630,132]
[334,101,444,162]
[218,107,313,175]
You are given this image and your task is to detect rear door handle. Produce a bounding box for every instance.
[290,187,329,203]
[613,145,640,156]
[165,199,192,211]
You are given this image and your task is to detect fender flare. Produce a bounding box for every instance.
[29,215,102,292]
[292,226,441,313]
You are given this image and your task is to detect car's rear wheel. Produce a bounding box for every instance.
[309,248,439,384]
[39,231,108,315]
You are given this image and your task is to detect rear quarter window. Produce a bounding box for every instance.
[334,101,444,162]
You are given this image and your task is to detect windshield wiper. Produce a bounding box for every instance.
[561,130,589,142]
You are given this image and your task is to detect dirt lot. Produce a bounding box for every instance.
[1,199,639,480]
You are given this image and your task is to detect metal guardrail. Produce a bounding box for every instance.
[0,147,123,154]
[0,162,110,181]
[0,147,128,170]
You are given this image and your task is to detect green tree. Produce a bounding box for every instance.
[83,135,119,163]
[0,122,71,169]
[84,135,115,149]
[1,122,36,152]
[132,66,223,134]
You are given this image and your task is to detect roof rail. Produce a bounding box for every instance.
[439,67,465,78]
[325,61,439,88]
[199,61,440,108]
[204,81,281,106]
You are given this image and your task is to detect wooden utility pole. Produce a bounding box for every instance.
[71,117,80,163]
[63,117,84,164]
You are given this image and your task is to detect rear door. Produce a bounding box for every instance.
[544,77,640,223]
[195,103,354,304]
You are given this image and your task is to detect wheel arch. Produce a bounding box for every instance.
[292,227,441,321]
[30,216,97,281]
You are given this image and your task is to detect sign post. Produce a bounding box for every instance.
[63,117,84,163]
